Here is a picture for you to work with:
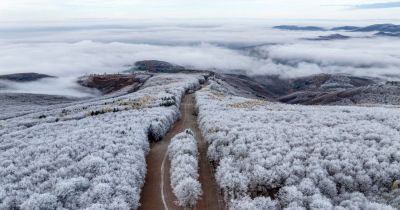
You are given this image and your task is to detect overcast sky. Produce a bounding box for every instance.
[0,0,400,22]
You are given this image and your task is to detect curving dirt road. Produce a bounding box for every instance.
[139,93,224,210]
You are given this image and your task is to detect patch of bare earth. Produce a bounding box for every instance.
[78,74,150,94]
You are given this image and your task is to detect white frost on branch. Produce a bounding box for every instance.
[0,73,204,209]
[168,129,202,209]
[196,79,400,210]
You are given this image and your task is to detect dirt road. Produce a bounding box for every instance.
[139,94,224,210]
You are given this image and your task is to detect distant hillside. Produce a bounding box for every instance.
[375,32,400,37]
[77,73,151,94]
[273,25,326,31]
[123,61,400,106]
[130,60,213,75]
[353,24,400,32]
[217,72,400,106]
[331,26,361,31]
[274,23,400,33]
[134,60,185,73]
[0,73,55,82]
[333,23,400,33]
[305,34,351,41]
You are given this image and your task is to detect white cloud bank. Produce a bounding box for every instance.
[0,77,100,97]
[1,23,400,96]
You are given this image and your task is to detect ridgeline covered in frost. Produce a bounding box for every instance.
[195,79,400,210]
[0,74,203,209]
[168,129,202,209]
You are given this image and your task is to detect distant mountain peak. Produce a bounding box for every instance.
[275,23,400,33]
[374,31,400,37]
[273,25,326,31]
[331,26,361,31]
[305,34,351,41]
[354,23,400,32]
[134,60,185,73]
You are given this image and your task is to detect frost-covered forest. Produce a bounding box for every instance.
[196,79,400,210]
[168,129,202,209]
[2,72,400,210]
[0,74,202,209]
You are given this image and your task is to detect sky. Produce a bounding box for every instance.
[1,0,400,22]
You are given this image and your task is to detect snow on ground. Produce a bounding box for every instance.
[168,129,202,209]
[0,74,202,210]
[196,79,400,210]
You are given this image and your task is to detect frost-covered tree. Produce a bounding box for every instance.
[20,193,58,210]
[0,74,203,209]
[174,177,202,208]
[230,196,278,210]
[195,79,400,209]
[168,129,202,209]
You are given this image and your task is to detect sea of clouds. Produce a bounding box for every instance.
[0,20,399,96]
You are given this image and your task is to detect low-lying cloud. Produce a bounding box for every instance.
[0,41,261,76]
[0,77,100,97]
[253,37,400,78]
[0,22,400,96]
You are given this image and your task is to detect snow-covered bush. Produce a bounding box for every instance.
[0,74,203,209]
[230,196,278,210]
[148,106,180,141]
[196,80,400,209]
[20,193,58,210]
[168,129,202,209]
